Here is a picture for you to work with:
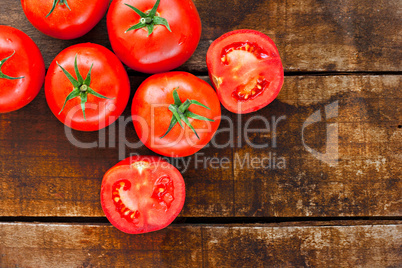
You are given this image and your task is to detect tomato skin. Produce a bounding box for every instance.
[21,0,109,40]
[0,25,45,113]
[132,72,221,157]
[107,0,202,73]
[101,156,185,234]
[45,43,130,131]
[207,29,284,114]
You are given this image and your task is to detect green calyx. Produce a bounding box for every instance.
[125,0,172,36]
[47,0,71,18]
[57,54,112,120]
[161,88,215,139]
[0,51,24,80]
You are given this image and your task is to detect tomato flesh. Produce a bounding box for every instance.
[101,156,185,234]
[221,42,270,64]
[232,76,270,101]
[207,30,284,114]
[112,180,141,224]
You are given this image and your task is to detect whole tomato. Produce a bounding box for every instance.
[21,0,109,39]
[132,72,221,157]
[0,25,45,113]
[45,43,130,131]
[107,0,202,73]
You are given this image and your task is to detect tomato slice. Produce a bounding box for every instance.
[207,29,284,114]
[101,156,185,234]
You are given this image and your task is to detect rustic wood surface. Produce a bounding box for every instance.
[1,0,401,72]
[0,0,401,266]
[1,222,401,267]
[0,75,400,217]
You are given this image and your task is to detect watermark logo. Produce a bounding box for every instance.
[61,100,340,171]
[302,101,339,166]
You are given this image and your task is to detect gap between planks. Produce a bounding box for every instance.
[0,216,400,226]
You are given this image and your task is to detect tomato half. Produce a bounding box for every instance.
[107,0,201,73]
[101,156,185,234]
[45,43,130,131]
[0,25,45,113]
[132,72,221,157]
[207,29,284,114]
[21,0,109,40]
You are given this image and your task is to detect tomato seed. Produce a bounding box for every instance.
[111,180,142,224]
[232,77,270,102]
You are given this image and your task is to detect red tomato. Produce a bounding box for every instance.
[107,0,201,73]
[101,156,185,234]
[45,43,130,131]
[21,0,109,40]
[0,25,45,113]
[207,29,284,114]
[132,72,221,157]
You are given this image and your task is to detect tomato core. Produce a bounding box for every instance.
[220,42,269,65]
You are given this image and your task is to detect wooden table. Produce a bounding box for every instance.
[1,0,401,267]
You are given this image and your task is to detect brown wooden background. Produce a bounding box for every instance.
[1,0,401,267]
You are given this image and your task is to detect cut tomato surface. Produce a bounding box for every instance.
[207,29,284,114]
[101,156,185,234]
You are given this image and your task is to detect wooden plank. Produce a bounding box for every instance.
[234,75,401,217]
[0,75,234,217]
[0,75,400,217]
[1,0,400,72]
[0,222,401,267]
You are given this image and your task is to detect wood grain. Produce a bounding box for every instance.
[234,75,401,217]
[1,0,400,72]
[0,75,400,217]
[0,222,400,267]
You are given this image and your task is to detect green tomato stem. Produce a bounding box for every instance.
[160,88,214,139]
[80,85,88,92]
[0,51,24,80]
[125,0,172,35]
[57,54,112,120]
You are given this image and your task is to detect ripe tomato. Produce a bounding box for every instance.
[0,25,45,113]
[21,0,109,40]
[107,0,201,73]
[45,43,130,131]
[207,29,284,114]
[101,156,185,234]
[132,72,221,157]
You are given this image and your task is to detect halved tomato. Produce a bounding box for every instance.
[101,156,185,234]
[207,29,284,114]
